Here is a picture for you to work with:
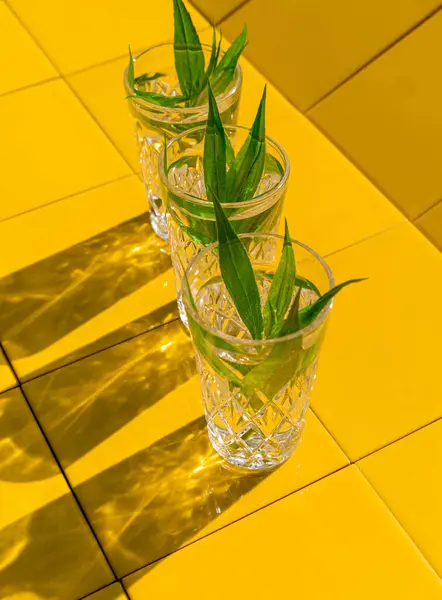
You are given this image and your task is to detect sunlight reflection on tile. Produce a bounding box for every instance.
[24,320,347,578]
[0,388,113,599]
[0,177,178,381]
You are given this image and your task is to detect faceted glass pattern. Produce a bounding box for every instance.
[124,43,242,239]
[183,234,334,470]
[162,125,289,325]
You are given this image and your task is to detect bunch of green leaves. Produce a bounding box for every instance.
[164,83,278,250]
[204,82,267,206]
[187,193,364,405]
[127,0,247,108]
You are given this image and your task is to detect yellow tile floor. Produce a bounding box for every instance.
[0,1,440,598]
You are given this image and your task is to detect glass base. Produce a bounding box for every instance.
[177,292,189,329]
[206,419,302,471]
[149,209,169,241]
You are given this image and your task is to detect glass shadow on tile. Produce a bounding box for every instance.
[0,389,113,600]
[0,211,178,381]
[23,320,195,476]
[74,415,271,578]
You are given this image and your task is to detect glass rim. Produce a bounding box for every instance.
[159,125,290,209]
[183,232,335,346]
[123,42,243,114]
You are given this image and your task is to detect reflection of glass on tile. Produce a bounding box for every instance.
[0,350,16,393]
[75,415,270,577]
[0,207,177,380]
[24,320,195,469]
[0,388,113,598]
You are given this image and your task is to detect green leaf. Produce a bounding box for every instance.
[263,218,296,337]
[295,275,321,298]
[173,0,205,98]
[127,91,188,107]
[298,278,366,330]
[242,286,303,405]
[127,46,135,88]
[134,72,166,85]
[210,186,263,340]
[204,84,227,204]
[211,24,247,96]
[226,86,266,202]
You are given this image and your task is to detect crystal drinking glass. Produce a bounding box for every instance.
[159,125,290,325]
[182,233,334,470]
[123,43,242,240]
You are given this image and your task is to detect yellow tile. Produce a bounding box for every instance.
[190,0,246,23]
[0,79,131,221]
[125,466,442,599]
[416,201,442,251]
[0,387,113,598]
[87,583,127,600]
[0,3,57,95]
[311,223,442,459]
[310,11,442,220]
[0,176,177,381]
[70,51,404,258]
[23,319,347,576]
[68,56,142,172]
[237,59,404,255]
[359,420,442,577]
[0,351,16,392]
[8,0,208,74]
[222,0,440,111]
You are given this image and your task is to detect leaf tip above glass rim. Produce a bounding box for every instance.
[127,0,247,108]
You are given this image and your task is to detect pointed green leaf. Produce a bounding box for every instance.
[211,25,247,96]
[298,278,366,330]
[127,46,135,88]
[134,72,166,85]
[173,0,205,98]
[263,218,296,337]
[242,287,303,404]
[210,186,263,340]
[226,86,266,202]
[204,84,227,204]
[295,275,321,298]
[127,91,188,107]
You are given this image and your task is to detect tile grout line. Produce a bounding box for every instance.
[413,197,442,222]
[4,0,136,177]
[306,5,442,112]
[355,464,441,579]
[118,463,351,582]
[19,313,181,385]
[0,343,120,586]
[0,173,135,225]
[0,75,61,99]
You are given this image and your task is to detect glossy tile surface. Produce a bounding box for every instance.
[359,420,442,577]
[416,200,442,251]
[23,319,347,576]
[0,2,57,95]
[312,223,442,460]
[222,0,440,111]
[126,466,442,599]
[0,80,131,221]
[0,387,113,599]
[310,10,442,220]
[8,0,208,74]
[0,351,16,393]
[0,176,177,380]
